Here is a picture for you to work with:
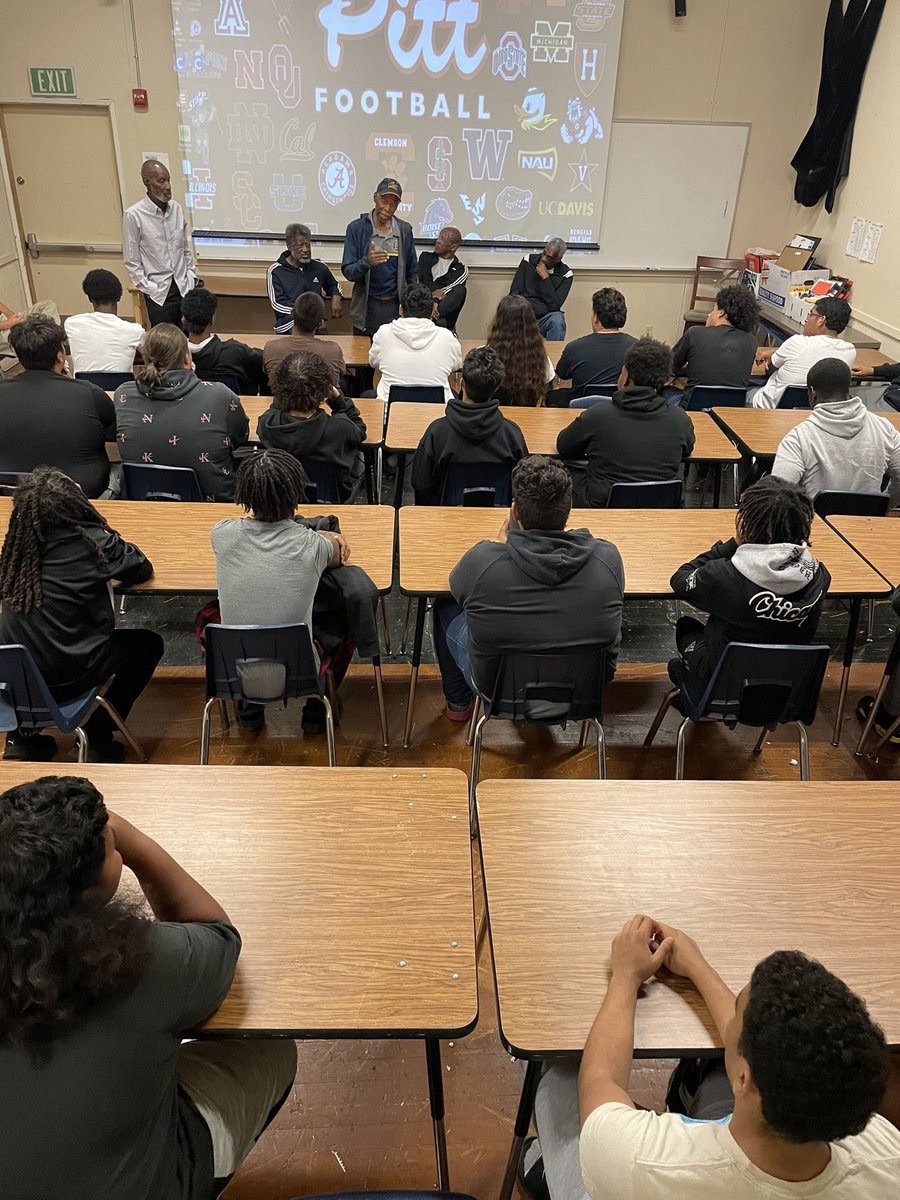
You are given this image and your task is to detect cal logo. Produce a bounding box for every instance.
[518,147,558,182]
[214,0,250,37]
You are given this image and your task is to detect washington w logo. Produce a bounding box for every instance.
[461,128,513,182]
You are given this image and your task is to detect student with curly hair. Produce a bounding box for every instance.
[671,284,759,405]
[554,288,637,400]
[0,774,296,1199]
[520,917,900,1200]
[487,294,556,407]
[256,350,367,501]
[0,467,163,762]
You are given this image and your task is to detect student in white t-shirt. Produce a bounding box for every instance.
[64,269,143,374]
[748,297,856,408]
[518,915,900,1200]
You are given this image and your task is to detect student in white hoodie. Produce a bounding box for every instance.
[748,298,855,409]
[773,358,900,505]
[369,283,462,402]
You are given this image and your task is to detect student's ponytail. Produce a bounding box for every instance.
[135,323,189,391]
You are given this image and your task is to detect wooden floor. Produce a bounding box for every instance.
[47,660,897,1198]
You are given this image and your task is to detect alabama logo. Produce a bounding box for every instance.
[318,151,356,206]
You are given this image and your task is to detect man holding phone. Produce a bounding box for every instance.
[341,178,418,338]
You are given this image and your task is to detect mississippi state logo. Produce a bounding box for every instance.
[318,151,356,207]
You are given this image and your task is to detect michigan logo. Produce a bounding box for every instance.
[319,151,356,206]
[531,21,574,64]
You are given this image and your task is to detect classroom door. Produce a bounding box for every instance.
[0,158,27,314]
[0,103,124,314]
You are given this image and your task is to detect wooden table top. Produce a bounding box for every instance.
[0,764,477,1037]
[478,779,900,1055]
[397,506,888,598]
[238,396,386,445]
[828,516,900,587]
[0,499,396,594]
[385,404,738,463]
[714,407,900,459]
[236,333,567,370]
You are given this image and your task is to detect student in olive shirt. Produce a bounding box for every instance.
[671,284,759,405]
[554,288,637,401]
[0,774,296,1200]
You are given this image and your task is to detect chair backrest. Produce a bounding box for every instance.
[74,370,134,390]
[481,647,609,725]
[440,460,514,507]
[569,389,616,409]
[0,471,31,497]
[687,255,747,311]
[388,384,445,405]
[694,642,829,729]
[776,385,811,410]
[607,479,683,508]
[0,644,73,733]
[685,385,747,412]
[814,490,890,519]
[122,462,204,502]
[301,458,342,504]
[204,623,322,704]
[208,372,244,395]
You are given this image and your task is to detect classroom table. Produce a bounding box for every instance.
[712,406,900,463]
[0,763,476,1189]
[236,332,568,370]
[477,778,900,1200]
[396,507,888,748]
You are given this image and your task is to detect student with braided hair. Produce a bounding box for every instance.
[668,476,830,695]
[0,467,163,761]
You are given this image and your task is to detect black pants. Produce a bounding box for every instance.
[146,280,184,327]
[354,294,399,339]
[51,629,165,743]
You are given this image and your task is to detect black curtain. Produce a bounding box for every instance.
[791,0,886,212]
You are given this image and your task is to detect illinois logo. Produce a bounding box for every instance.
[318,151,356,206]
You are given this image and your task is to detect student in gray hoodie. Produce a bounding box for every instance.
[669,477,830,696]
[432,455,624,719]
[772,358,900,505]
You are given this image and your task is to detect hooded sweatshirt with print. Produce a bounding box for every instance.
[410,398,528,504]
[772,398,900,505]
[670,537,831,692]
[450,525,625,694]
[256,395,366,501]
[369,316,462,401]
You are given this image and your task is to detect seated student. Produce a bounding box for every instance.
[180,286,266,395]
[369,282,462,402]
[0,467,164,762]
[411,345,527,504]
[853,357,900,411]
[256,351,366,502]
[671,284,759,405]
[520,915,900,1200]
[749,298,856,408]
[267,222,343,334]
[556,338,695,507]
[669,476,830,696]
[0,297,60,376]
[554,288,637,400]
[773,358,900,504]
[0,316,117,498]
[0,774,297,1199]
[432,455,623,721]
[417,225,468,332]
[211,449,355,732]
[263,292,347,391]
[487,294,556,407]
[115,324,249,503]
[64,269,143,374]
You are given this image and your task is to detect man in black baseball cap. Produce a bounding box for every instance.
[341,177,418,338]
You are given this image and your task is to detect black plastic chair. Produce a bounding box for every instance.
[0,644,146,762]
[467,648,609,831]
[302,459,342,504]
[122,462,204,502]
[813,490,890,518]
[776,385,811,410]
[644,642,830,779]
[388,384,445,405]
[75,370,134,390]
[569,387,616,408]
[201,623,335,765]
[685,385,747,412]
[607,479,683,508]
[856,618,900,758]
[440,460,515,507]
[0,471,31,497]
[210,372,244,395]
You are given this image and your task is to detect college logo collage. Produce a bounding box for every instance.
[170,0,621,247]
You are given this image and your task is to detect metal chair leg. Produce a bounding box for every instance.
[465,696,482,747]
[320,694,337,766]
[199,697,216,765]
[866,598,875,642]
[399,596,413,656]
[218,699,230,730]
[578,718,590,749]
[855,672,890,756]
[324,670,338,718]
[118,595,128,615]
[75,727,88,763]
[379,596,392,655]
[645,687,679,747]
[595,720,606,779]
[92,696,147,762]
[795,721,810,781]
[674,716,691,779]
[373,660,389,747]
[468,714,488,836]
[752,726,768,755]
[733,462,740,506]
[868,711,900,761]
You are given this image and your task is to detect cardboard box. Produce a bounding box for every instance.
[759,265,830,311]
[745,246,778,274]
[788,293,818,324]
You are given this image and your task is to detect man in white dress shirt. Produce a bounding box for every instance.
[122,159,197,326]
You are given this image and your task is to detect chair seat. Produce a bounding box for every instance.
[682,307,713,325]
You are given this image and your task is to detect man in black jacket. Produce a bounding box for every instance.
[418,226,468,332]
[852,358,900,412]
[433,455,624,720]
[181,287,267,394]
[556,338,695,506]
[411,346,526,504]
[509,238,573,341]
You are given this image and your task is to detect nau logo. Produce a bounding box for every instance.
[518,147,558,182]
[462,128,512,182]
[214,0,250,37]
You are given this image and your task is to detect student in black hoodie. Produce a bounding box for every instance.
[256,351,366,501]
[556,337,695,506]
[0,467,164,762]
[410,346,527,504]
[668,476,831,697]
[180,287,267,395]
[433,455,624,720]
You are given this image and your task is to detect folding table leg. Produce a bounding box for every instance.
[712,464,722,508]
[498,1059,542,1200]
[373,657,389,747]
[832,598,862,747]
[403,597,427,749]
[425,1038,450,1190]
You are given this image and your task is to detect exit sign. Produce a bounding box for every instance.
[29,67,76,97]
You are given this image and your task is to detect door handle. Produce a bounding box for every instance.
[26,233,122,258]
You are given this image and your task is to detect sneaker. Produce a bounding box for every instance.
[517,1136,550,1200]
[856,695,900,745]
[235,701,265,732]
[446,698,475,723]
[84,739,126,764]
[3,731,57,761]
[301,695,341,734]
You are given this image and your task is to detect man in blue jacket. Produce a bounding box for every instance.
[341,178,418,337]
